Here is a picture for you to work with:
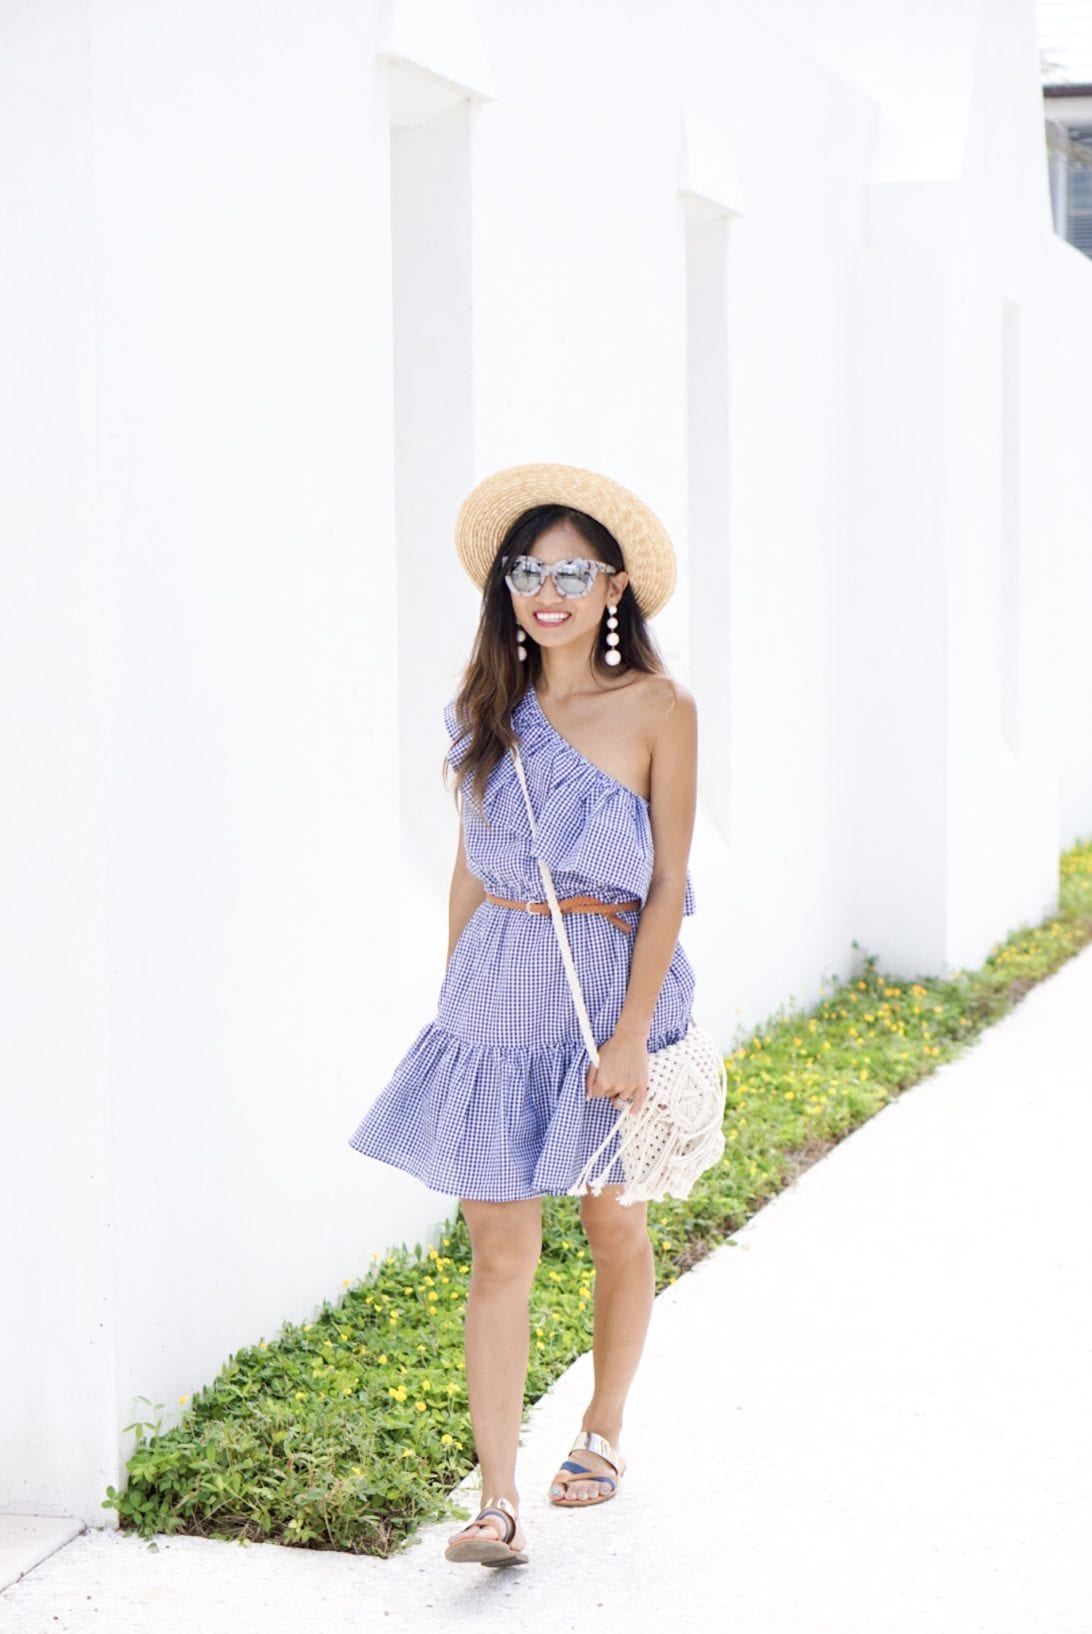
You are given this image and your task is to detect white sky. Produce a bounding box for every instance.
[1038,0,1092,83]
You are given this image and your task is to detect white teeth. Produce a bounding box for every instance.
[535,612,570,623]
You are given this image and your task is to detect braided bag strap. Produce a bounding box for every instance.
[510,745,726,1206]
[509,744,601,1067]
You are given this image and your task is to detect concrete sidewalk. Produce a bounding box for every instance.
[3,943,1091,1634]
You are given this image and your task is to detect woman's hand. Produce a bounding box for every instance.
[585,1029,650,1116]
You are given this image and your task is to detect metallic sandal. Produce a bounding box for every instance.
[547,1430,627,1507]
[444,1495,529,1567]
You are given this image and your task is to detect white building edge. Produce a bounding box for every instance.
[1,0,1090,1530]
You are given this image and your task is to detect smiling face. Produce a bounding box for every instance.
[509,520,630,659]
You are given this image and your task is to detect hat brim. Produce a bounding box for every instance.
[454,462,676,619]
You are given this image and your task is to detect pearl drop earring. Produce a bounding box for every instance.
[603,603,621,667]
[516,621,528,662]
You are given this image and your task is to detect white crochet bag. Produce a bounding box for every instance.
[510,745,727,1206]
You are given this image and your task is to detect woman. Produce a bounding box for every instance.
[347,462,699,1567]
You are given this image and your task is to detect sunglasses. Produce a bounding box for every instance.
[503,554,618,599]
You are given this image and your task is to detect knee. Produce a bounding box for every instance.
[580,1200,652,1270]
[468,1224,542,1292]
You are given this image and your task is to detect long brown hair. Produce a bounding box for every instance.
[445,504,665,815]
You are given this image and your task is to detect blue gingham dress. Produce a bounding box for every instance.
[346,684,697,1202]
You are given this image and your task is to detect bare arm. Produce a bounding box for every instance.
[447,803,485,964]
[586,682,698,1110]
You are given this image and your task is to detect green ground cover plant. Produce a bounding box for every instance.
[104,837,1092,1556]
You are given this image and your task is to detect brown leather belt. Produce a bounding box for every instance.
[485,892,640,935]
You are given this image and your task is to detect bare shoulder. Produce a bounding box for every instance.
[625,674,697,742]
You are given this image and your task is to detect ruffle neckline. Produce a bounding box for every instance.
[521,685,649,807]
[444,685,696,915]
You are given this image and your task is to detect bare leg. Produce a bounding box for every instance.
[446,1197,542,1553]
[548,1188,654,1502]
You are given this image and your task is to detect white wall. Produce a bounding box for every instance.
[1044,238,1092,842]
[0,0,115,1523]
[1,0,1089,1524]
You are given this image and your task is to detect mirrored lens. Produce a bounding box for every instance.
[552,563,596,596]
[507,558,544,593]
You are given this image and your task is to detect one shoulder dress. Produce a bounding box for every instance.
[346,684,697,1202]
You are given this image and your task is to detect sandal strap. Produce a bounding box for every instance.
[570,1430,621,1477]
[474,1496,517,1543]
[556,1460,616,1488]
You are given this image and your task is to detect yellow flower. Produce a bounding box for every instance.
[441,1433,454,1445]
[377,1354,387,1365]
[422,1379,432,1391]
[428,1292,439,1303]
[415,1400,427,1413]
[178,1395,188,1406]
[388,1385,408,1402]
[447,1382,459,1395]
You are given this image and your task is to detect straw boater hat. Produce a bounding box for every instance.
[454,462,677,619]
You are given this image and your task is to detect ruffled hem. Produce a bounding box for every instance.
[346,1018,689,1202]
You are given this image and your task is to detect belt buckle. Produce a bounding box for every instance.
[525,899,535,914]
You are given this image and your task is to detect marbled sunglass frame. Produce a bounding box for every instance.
[503,554,619,599]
